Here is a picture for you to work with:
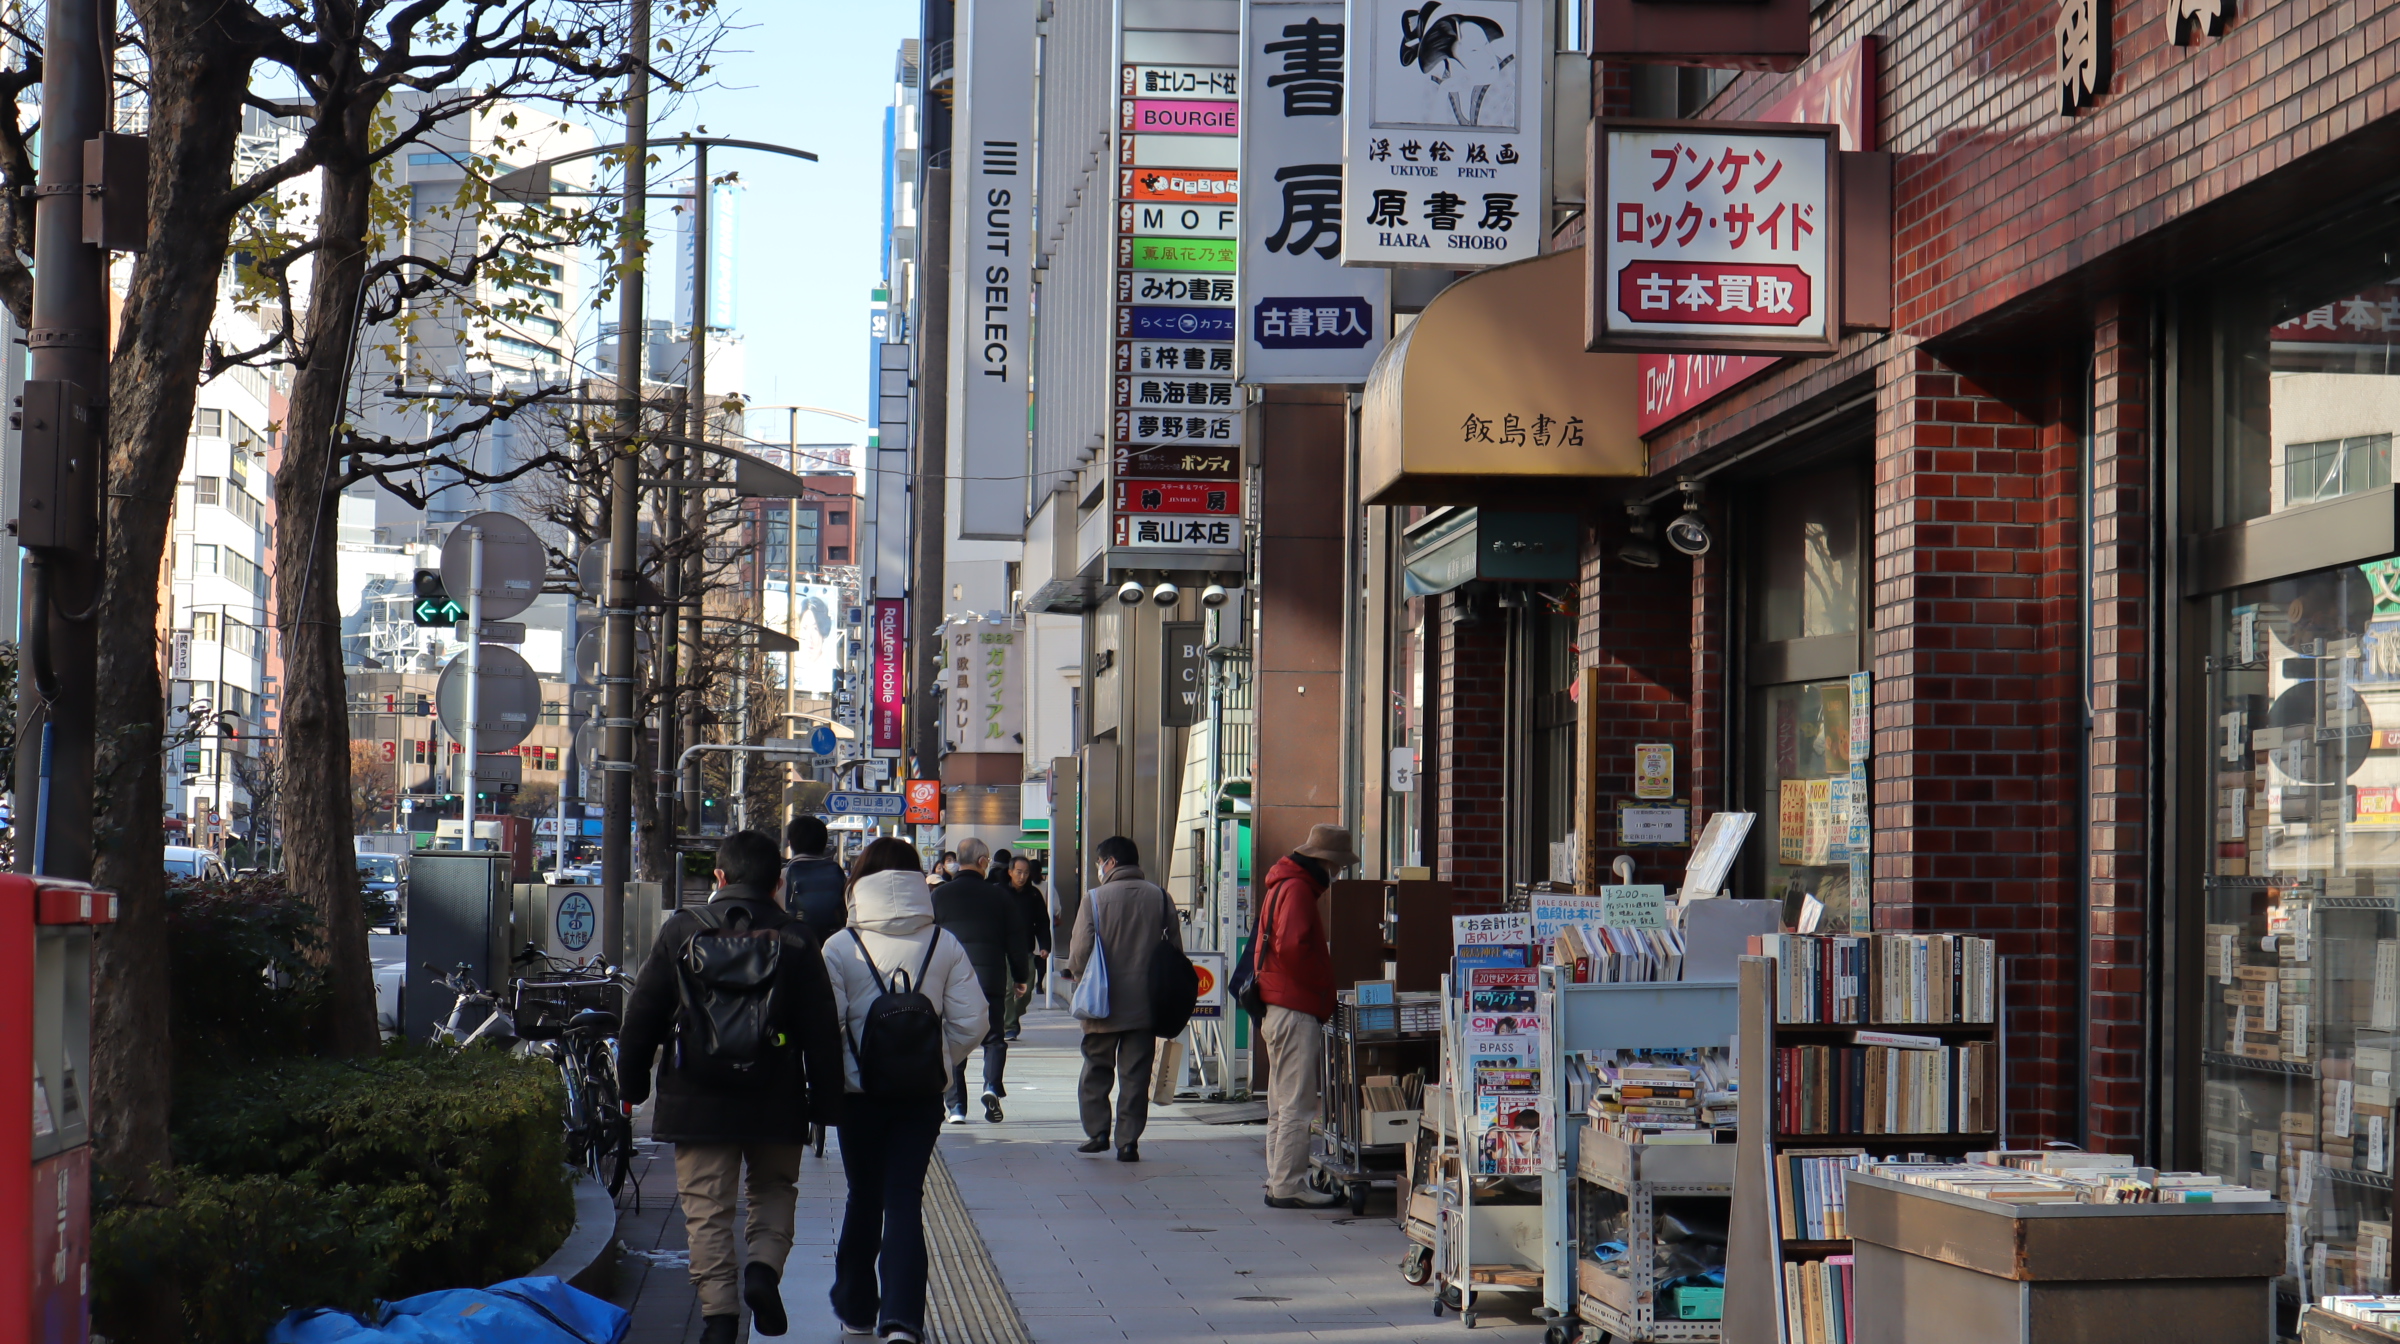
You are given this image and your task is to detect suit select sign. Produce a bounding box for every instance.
[1589,120,1840,355]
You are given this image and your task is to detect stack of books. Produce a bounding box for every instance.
[1551,923,1686,983]
[1748,933,1999,1024]
[2321,1296,2400,1331]
[1869,1156,2274,1205]
[1781,1255,1853,1344]
[1776,1150,1869,1240]
[1771,1035,1996,1136]
[1575,1050,1736,1143]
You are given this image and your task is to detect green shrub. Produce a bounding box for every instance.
[161,872,329,1063]
[97,1049,574,1344]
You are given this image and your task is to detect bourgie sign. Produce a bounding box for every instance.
[1590,120,1840,355]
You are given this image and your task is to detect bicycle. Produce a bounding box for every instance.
[511,948,638,1200]
[423,962,521,1051]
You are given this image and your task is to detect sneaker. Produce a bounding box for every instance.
[982,1090,1004,1123]
[946,1110,968,1125]
[1266,1189,1343,1209]
[744,1262,787,1337]
[878,1327,921,1344]
[838,1318,874,1336]
[1117,1143,1141,1162]
[1076,1136,1111,1153]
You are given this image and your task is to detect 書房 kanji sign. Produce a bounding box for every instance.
[1589,120,1840,356]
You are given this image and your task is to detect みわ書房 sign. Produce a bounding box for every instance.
[1589,119,1840,356]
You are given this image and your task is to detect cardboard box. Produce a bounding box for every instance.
[1365,1108,1421,1144]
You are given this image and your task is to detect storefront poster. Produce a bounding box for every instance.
[871,598,906,751]
[1453,912,1530,946]
[902,778,942,825]
[1340,0,1547,268]
[1634,741,1674,798]
[1189,951,1228,1017]
[1530,895,1607,943]
[1241,0,1391,381]
[1594,120,1838,353]
[1598,884,1669,928]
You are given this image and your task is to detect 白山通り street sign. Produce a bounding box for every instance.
[825,791,907,817]
[1590,119,1840,356]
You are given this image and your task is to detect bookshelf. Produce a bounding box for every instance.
[1723,949,2005,1344]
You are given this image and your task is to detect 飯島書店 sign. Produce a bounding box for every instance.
[1590,120,1839,356]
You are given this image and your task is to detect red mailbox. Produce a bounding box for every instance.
[0,875,115,1343]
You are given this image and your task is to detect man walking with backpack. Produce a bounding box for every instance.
[824,838,989,1343]
[1066,835,1184,1162]
[784,814,848,946]
[931,836,1030,1122]
[620,830,845,1343]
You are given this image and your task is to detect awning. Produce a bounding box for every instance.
[1402,507,1581,596]
[1362,245,1644,507]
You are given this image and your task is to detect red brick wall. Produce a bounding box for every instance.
[1699,0,2400,338]
[1439,591,1507,909]
[2086,296,2153,1152]
[1576,513,1697,889]
[1868,345,2084,1143]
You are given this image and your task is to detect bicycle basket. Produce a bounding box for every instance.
[513,977,620,1040]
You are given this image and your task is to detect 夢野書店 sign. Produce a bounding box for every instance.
[1588,119,1840,356]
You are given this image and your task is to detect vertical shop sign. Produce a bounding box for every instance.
[953,0,1040,538]
[871,598,906,750]
[1112,0,1246,571]
[944,617,1022,749]
[903,778,943,825]
[1161,620,1206,726]
[1340,0,1548,268]
[1591,120,1840,355]
[1240,0,1390,381]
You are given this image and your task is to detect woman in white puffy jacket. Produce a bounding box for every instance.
[820,839,988,1344]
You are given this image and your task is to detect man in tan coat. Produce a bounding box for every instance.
[1067,834,1183,1162]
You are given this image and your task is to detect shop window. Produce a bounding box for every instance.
[1742,458,1868,929]
[1528,597,1578,883]
[2181,242,2400,1312]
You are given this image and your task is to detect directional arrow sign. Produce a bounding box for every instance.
[824,791,906,817]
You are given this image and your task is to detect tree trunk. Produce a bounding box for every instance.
[88,1,257,1188]
[273,149,379,1056]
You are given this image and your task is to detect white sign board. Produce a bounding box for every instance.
[951,0,1039,539]
[1340,0,1547,268]
[1594,121,1838,354]
[1241,0,1390,380]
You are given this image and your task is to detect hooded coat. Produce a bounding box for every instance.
[1256,855,1336,1020]
[618,880,846,1143]
[821,869,990,1093]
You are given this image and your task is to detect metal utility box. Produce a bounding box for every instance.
[517,884,604,961]
[1843,1170,2284,1344]
[404,851,516,1040]
[0,875,116,1343]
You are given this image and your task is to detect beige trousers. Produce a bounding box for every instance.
[1264,1004,1325,1199]
[674,1142,807,1317]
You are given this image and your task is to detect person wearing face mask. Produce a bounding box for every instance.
[1066,836,1182,1162]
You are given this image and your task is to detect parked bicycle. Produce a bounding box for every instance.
[510,948,638,1199]
[423,962,520,1050]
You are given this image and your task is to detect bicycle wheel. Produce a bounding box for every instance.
[590,1048,634,1198]
[559,1049,600,1178]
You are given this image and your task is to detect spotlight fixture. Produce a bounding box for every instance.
[1199,583,1230,608]
[1117,577,1147,605]
[1664,483,1711,557]
[1151,580,1182,607]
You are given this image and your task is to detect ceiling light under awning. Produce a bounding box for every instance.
[1361,245,1645,507]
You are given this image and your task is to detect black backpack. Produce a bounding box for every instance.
[674,902,787,1088]
[847,930,951,1100]
[1147,889,1202,1040]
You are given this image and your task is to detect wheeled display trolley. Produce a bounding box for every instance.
[1311,988,1441,1215]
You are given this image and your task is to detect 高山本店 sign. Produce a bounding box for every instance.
[1589,119,1840,356]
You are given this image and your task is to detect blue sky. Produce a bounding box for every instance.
[647,0,915,445]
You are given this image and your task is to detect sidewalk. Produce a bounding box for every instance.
[609,1005,1546,1343]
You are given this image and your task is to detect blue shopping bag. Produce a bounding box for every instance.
[266,1275,628,1344]
[1071,928,1112,1020]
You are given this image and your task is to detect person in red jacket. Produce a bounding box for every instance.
[1256,824,1356,1208]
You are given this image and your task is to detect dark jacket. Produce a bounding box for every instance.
[1005,880,1052,954]
[1257,854,1336,1020]
[619,881,845,1142]
[783,854,848,946]
[932,870,1032,1001]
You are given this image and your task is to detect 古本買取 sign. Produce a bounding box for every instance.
[1590,120,1839,355]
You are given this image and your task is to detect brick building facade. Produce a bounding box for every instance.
[1364,0,2400,1297]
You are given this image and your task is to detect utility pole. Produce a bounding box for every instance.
[681,145,710,838]
[659,386,685,870]
[12,0,108,878]
[601,0,650,951]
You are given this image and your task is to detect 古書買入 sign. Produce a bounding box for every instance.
[1591,120,1839,355]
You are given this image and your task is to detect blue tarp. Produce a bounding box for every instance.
[266,1275,628,1344]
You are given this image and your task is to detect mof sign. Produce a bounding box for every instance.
[1590,120,1839,356]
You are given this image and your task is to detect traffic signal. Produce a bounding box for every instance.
[412,569,465,627]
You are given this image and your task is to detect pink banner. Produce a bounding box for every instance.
[872,598,905,751]
[1636,40,1876,436]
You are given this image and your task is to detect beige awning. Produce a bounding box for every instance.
[1361,245,1644,506]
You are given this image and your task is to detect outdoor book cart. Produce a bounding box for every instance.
[1427,976,1548,1328]
[1311,987,1443,1215]
[1543,970,1743,1344]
